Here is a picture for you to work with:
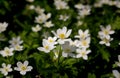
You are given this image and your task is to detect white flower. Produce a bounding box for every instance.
[61,41,76,57]
[35,13,51,24]
[98,25,115,39]
[79,37,91,48]
[43,21,54,28]
[9,36,23,46]
[112,70,120,78]
[0,63,12,76]
[76,48,91,60]
[14,60,33,75]
[75,29,90,40]
[34,6,45,14]
[115,55,120,67]
[11,45,23,51]
[52,26,72,44]
[78,5,91,17]
[74,3,84,9]
[0,47,14,57]
[27,5,35,10]
[32,24,42,32]
[37,39,55,53]
[45,36,57,45]
[0,22,8,33]
[99,37,113,46]
[54,0,69,10]
[59,14,69,21]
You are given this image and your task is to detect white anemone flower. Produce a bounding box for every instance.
[54,0,69,10]
[0,22,8,33]
[52,26,72,44]
[76,48,91,60]
[98,25,115,39]
[32,24,42,32]
[0,63,12,76]
[99,37,113,46]
[112,70,120,78]
[43,21,54,28]
[45,36,57,45]
[14,60,33,75]
[61,41,76,57]
[35,13,51,24]
[37,39,55,53]
[0,47,14,57]
[79,37,91,48]
[9,36,23,46]
[75,29,90,40]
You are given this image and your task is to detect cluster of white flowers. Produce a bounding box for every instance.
[94,0,120,8]
[98,25,115,46]
[38,26,91,60]
[32,5,54,32]
[75,3,91,18]
[74,29,91,60]
[112,55,120,78]
[9,36,23,51]
[0,60,33,76]
[54,0,69,10]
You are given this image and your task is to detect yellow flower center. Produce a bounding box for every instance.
[59,33,65,39]
[81,51,86,56]
[5,50,10,55]
[49,39,53,42]
[44,45,49,50]
[82,40,87,46]
[4,67,9,72]
[104,30,109,35]
[21,65,27,71]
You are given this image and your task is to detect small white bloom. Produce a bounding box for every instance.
[0,22,8,33]
[37,39,55,53]
[59,14,69,21]
[14,60,33,75]
[79,37,91,48]
[43,21,54,28]
[0,63,12,76]
[76,48,91,60]
[35,13,51,24]
[78,5,91,17]
[34,6,45,14]
[75,29,90,40]
[54,0,69,10]
[112,70,120,78]
[74,3,84,9]
[28,5,35,10]
[61,41,76,57]
[98,25,115,39]
[10,45,23,51]
[32,24,42,32]
[99,37,113,46]
[0,47,14,57]
[9,36,23,46]
[52,26,72,44]
[45,36,57,45]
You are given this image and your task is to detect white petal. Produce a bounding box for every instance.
[112,70,120,78]
[24,61,28,66]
